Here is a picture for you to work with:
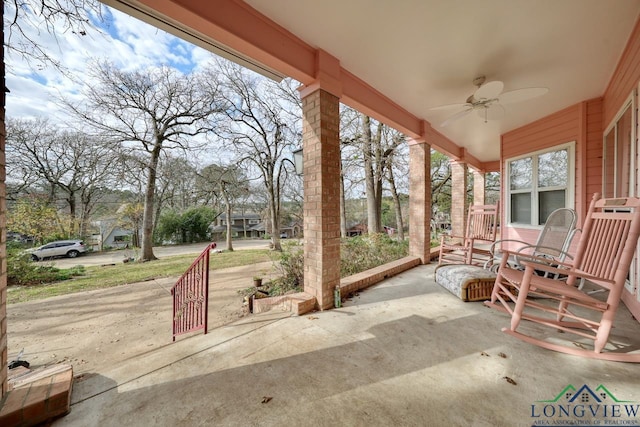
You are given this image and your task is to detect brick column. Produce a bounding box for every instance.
[473,170,486,205]
[0,2,7,398]
[409,139,431,264]
[301,88,341,310]
[450,160,468,236]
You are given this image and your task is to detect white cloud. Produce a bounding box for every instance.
[5,2,212,121]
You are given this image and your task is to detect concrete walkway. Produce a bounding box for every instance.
[41,263,640,426]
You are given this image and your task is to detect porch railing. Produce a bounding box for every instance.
[171,242,217,341]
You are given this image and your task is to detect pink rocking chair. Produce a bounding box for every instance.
[485,193,640,362]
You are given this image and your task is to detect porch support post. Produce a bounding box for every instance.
[473,170,486,205]
[409,137,432,264]
[300,87,341,310]
[450,160,468,236]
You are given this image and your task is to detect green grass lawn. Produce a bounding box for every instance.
[7,249,272,304]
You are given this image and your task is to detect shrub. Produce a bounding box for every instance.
[265,240,304,295]
[266,233,408,296]
[7,242,86,286]
[340,233,408,276]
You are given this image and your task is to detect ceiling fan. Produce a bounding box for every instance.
[430,76,548,127]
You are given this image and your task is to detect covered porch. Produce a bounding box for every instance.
[52,264,640,425]
[3,0,640,414]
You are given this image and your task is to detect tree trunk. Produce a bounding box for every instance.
[388,163,405,241]
[362,114,380,234]
[224,190,234,251]
[140,150,160,262]
[340,165,347,238]
[268,182,281,251]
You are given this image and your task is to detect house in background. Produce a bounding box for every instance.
[210,213,302,239]
[90,219,137,251]
[210,213,263,239]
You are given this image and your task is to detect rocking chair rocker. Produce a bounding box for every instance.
[485,194,640,362]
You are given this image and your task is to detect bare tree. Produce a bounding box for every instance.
[384,130,407,240]
[4,0,103,74]
[359,114,404,234]
[6,117,118,236]
[210,61,300,251]
[62,60,223,261]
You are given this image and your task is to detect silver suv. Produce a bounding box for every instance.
[29,240,87,261]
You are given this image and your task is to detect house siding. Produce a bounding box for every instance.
[501,104,583,246]
[500,15,640,320]
[604,17,640,126]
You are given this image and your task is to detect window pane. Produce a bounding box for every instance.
[538,149,568,188]
[511,193,531,224]
[510,158,532,190]
[539,190,566,224]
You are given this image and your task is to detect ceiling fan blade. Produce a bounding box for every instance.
[499,87,548,104]
[474,80,504,100]
[477,104,505,122]
[441,108,473,127]
[429,102,471,111]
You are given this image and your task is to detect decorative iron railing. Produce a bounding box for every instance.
[171,242,217,341]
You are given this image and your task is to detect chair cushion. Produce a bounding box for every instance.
[435,264,497,301]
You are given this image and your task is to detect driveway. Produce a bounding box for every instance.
[50,239,272,268]
[7,258,280,378]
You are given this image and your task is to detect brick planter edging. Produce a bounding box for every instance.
[252,256,423,316]
[339,256,422,298]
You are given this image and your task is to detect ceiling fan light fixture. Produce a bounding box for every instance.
[433,76,548,127]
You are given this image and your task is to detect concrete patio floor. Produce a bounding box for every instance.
[55,264,640,426]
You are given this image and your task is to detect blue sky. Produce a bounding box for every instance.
[5,3,212,121]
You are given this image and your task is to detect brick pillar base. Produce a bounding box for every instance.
[301,88,341,310]
[450,161,468,236]
[409,140,431,263]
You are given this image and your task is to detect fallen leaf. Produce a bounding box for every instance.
[498,352,507,358]
[307,316,318,320]
[503,376,517,385]
[261,396,273,404]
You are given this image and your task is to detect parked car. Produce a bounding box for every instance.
[28,240,87,261]
[279,232,288,238]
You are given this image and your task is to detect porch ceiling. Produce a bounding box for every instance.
[107,0,640,164]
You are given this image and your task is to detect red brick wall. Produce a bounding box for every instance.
[301,88,341,310]
[409,141,431,263]
[473,171,485,205]
[450,161,468,236]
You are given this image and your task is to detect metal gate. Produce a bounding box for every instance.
[171,242,217,341]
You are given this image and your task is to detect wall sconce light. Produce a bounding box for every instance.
[292,147,304,175]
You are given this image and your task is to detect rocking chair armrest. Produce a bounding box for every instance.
[518,259,615,287]
[515,245,574,261]
[488,239,529,256]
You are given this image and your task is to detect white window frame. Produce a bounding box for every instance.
[505,141,576,228]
